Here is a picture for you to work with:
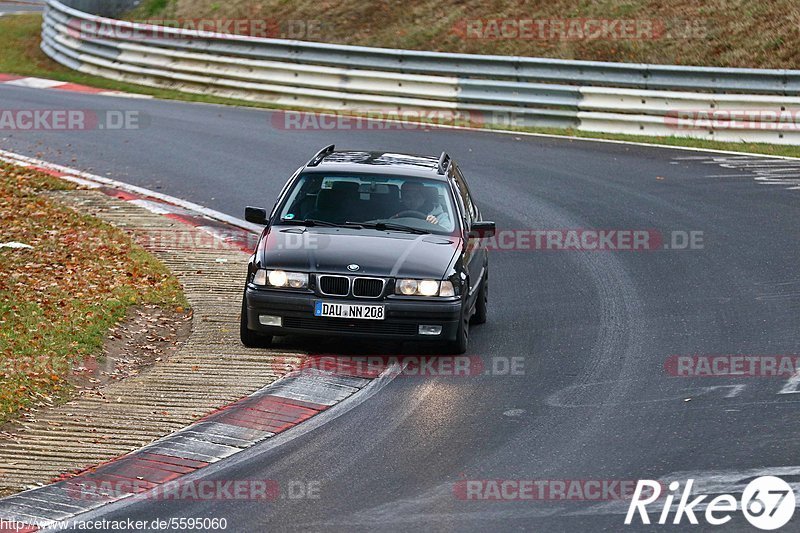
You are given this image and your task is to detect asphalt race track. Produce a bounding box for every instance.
[2,84,800,531]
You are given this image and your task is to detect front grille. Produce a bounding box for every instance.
[353,278,384,298]
[319,275,349,296]
[283,317,417,336]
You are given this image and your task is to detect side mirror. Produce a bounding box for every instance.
[245,206,269,225]
[469,221,496,239]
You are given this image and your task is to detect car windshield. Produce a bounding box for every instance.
[276,173,458,235]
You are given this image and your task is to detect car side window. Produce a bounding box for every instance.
[450,177,469,227]
[453,167,476,226]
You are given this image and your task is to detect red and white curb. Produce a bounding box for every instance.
[0,149,401,531]
[0,366,391,531]
[0,73,151,99]
[0,148,259,253]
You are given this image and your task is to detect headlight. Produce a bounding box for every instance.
[395,279,454,297]
[418,280,439,296]
[397,279,418,295]
[286,274,308,288]
[253,269,309,289]
[268,270,288,287]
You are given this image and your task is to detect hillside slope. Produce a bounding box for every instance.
[128,0,800,68]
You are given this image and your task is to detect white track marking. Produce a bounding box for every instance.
[704,174,760,178]
[128,198,171,215]
[687,385,747,398]
[5,77,64,89]
[675,154,800,190]
[778,370,800,394]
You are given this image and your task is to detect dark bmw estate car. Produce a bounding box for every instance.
[240,145,495,354]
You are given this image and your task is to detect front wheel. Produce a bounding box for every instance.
[443,305,469,354]
[240,294,273,348]
[471,273,488,325]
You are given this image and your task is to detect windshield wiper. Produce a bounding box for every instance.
[280,218,360,228]
[350,221,428,235]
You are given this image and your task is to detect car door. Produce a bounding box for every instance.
[451,164,486,305]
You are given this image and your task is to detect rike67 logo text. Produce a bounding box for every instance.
[625,476,795,530]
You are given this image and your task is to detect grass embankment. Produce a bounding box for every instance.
[1,12,800,159]
[0,164,187,423]
[0,14,277,105]
[130,0,800,69]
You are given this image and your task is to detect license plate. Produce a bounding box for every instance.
[314,301,385,320]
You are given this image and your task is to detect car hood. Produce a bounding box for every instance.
[261,227,460,279]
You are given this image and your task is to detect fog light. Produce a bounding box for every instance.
[418,325,442,336]
[259,315,282,327]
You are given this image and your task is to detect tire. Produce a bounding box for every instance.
[471,272,488,325]
[240,294,273,348]
[443,304,469,354]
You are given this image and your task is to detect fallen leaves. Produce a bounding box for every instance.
[0,163,187,423]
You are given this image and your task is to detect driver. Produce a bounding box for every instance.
[398,181,450,227]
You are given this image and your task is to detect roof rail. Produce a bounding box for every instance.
[437,151,451,175]
[307,144,335,167]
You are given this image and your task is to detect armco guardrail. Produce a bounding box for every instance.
[41,0,800,144]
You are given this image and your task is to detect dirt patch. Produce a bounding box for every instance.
[70,304,192,390]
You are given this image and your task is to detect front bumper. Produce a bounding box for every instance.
[244,286,462,341]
